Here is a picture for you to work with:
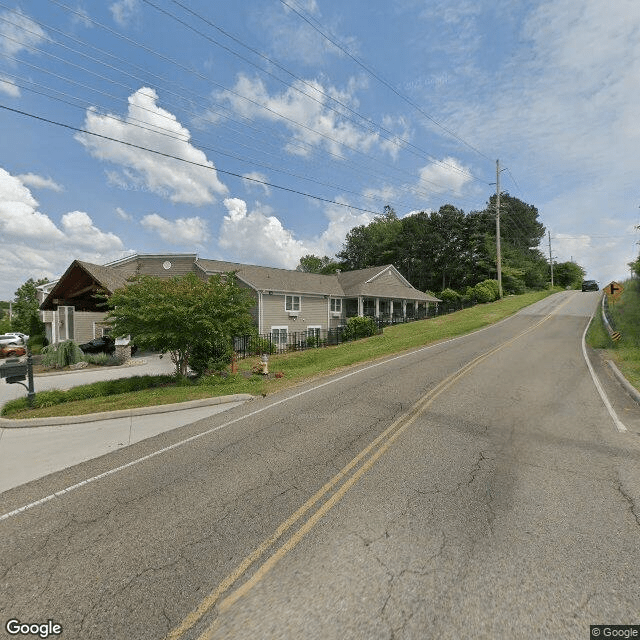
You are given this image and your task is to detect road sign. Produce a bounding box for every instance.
[608,281,624,299]
[612,331,622,342]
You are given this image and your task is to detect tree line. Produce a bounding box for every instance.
[298,195,586,295]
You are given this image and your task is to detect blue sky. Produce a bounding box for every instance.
[0,0,638,299]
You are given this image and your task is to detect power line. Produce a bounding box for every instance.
[279,0,492,162]
[0,102,401,216]
[1,11,486,207]
[150,0,487,184]
[48,0,486,185]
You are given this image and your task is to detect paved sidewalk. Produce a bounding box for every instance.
[0,355,255,493]
[0,396,252,493]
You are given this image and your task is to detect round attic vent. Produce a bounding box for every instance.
[162,261,172,270]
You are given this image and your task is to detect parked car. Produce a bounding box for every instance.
[0,344,26,358]
[581,280,599,292]
[6,332,29,343]
[78,336,138,356]
[0,334,24,346]
[79,336,116,355]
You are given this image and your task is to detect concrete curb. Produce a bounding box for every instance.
[0,394,255,428]
[607,361,640,406]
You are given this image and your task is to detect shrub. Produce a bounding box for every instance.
[438,288,461,303]
[41,340,84,368]
[473,283,494,303]
[342,316,377,341]
[189,339,234,376]
[479,279,500,300]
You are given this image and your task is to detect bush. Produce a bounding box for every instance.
[438,288,461,303]
[473,283,495,304]
[189,339,234,376]
[479,279,500,300]
[41,340,84,368]
[342,316,377,341]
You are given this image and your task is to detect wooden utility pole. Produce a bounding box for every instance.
[495,159,503,298]
[548,230,554,287]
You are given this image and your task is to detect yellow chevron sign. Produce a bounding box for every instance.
[611,331,621,342]
[608,281,624,300]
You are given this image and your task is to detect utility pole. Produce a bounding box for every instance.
[548,230,554,288]
[495,159,503,298]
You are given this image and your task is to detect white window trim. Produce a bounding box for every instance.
[285,295,301,313]
[330,298,342,313]
[271,325,288,347]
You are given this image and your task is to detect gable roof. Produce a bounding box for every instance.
[41,255,440,311]
[196,259,343,296]
[40,260,128,311]
[338,265,440,302]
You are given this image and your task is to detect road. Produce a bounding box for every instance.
[1,291,639,640]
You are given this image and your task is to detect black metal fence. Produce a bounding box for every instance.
[232,301,477,358]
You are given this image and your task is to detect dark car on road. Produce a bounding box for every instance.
[581,280,599,291]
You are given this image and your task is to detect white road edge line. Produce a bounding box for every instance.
[0,294,566,522]
[581,300,627,433]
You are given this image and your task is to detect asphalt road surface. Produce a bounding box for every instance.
[1,291,639,640]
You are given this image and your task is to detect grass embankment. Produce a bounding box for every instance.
[2,289,559,419]
[586,279,640,390]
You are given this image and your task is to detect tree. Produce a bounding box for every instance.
[553,261,586,289]
[11,277,48,337]
[296,254,341,274]
[337,206,401,270]
[106,273,255,376]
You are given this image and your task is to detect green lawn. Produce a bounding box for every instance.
[2,289,559,419]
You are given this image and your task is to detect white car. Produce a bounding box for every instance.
[0,333,27,346]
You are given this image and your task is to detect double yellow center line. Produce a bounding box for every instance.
[166,299,571,640]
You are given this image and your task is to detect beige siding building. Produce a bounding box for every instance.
[40,254,440,346]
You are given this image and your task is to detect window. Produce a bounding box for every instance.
[330,298,342,313]
[271,326,288,347]
[307,326,321,347]
[285,295,300,312]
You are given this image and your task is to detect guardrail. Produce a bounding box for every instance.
[601,292,621,342]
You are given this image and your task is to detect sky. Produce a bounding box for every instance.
[0,0,639,300]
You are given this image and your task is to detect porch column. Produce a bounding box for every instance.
[358,296,364,317]
[402,299,407,318]
[375,298,380,318]
[414,301,418,317]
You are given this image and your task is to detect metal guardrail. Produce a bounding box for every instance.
[601,293,621,342]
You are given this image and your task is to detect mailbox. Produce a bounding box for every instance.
[0,358,28,383]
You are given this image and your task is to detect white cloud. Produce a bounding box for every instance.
[266,1,358,67]
[0,168,128,299]
[417,157,473,196]
[242,172,271,196]
[141,213,210,246]
[218,197,371,268]
[115,206,132,221]
[0,75,20,97]
[219,198,308,267]
[16,173,63,192]
[109,0,140,27]
[216,75,387,159]
[76,87,228,205]
[61,211,123,251]
[0,8,46,57]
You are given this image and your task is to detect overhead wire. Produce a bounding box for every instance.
[279,0,493,162]
[1,9,486,209]
[149,0,487,184]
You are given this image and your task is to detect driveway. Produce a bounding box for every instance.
[0,352,176,406]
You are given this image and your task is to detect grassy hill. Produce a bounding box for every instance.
[587,278,640,390]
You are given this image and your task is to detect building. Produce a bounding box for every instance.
[38,254,440,346]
